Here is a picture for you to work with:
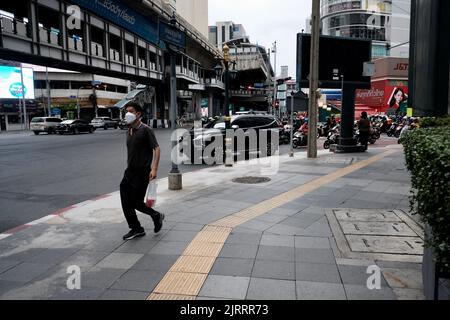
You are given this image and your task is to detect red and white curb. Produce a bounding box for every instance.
[0,193,116,241]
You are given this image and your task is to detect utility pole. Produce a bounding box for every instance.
[46,67,51,117]
[20,64,27,130]
[272,41,277,116]
[307,0,320,159]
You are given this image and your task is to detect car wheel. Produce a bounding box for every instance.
[74,128,79,135]
[104,125,108,130]
[89,128,93,134]
[114,125,118,129]
[58,132,63,135]
[33,131,39,135]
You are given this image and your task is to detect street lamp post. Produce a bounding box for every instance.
[214,44,237,167]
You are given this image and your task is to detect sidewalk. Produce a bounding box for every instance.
[0,145,425,300]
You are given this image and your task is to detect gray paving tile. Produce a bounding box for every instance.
[210,258,254,277]
[114,240,158,254]
[338,265,388,287]
[111,270,164,292]
[98,289,149,300]
[160,230,198,242]
[82,267,128,289]
[296,281,347,300]
[219,244,259,259]
[282,214,323,229]
[296,262,341,283]
[344,284,397,300]
[24,248,80,266]
[260,235,295,248]
[255,214,288,224]
[130,254,178,272]
[83,238,125,252]
[199,275,250,299]
[0,262,54,282]
[0,259,21,275]
[239,220,275,232]
[171,223,205,232]
[256,246,295,262]
[246,278,296,300]
[295,248,336,264]
[375,261,422,270]
[294,236,331,249]
[0,280,24,297]
[60,250,111,268]
[252,260,295,280]
[265,224,305,236]
[0,248,47,262]
[147,241,189,256]
[226,233,262,245]
[95,253,143,270]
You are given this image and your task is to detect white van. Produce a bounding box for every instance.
[30,117,63,135]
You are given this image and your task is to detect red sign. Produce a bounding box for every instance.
[356,80,408,114]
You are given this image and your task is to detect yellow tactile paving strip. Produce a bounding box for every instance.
[147,150,397,300]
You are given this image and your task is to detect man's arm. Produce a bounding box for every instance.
[150,146,161,181]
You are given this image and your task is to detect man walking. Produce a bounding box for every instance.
[120,102,164,240]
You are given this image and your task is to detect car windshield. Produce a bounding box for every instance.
[92,118,103,122]
[61,120,75,124]
[31,118,43,123]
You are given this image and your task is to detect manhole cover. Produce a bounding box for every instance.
[232,177,271,184]
[327,209,424,263]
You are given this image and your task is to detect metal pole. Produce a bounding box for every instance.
[307,0,320,159]
[77,87,81,119]
[289,91,295,157]
[168,48,182,190]
[224,63,230,116]
[20,65,27,130]
[46,67,51,116]
[273,41,277,116]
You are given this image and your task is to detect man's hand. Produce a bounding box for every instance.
[150,168,158,181]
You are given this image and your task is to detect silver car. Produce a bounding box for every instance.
[30,117,63,135]
[90,117,118,130]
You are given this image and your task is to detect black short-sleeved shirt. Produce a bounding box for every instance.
[126,123,159,169]
[124,124,159,188]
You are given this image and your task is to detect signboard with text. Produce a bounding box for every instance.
[159,21,186,49]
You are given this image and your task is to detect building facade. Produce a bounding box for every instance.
[320,0,411,58]
[176,0,209,39]
[209,21,249,48]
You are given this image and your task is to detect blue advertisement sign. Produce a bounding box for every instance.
[71,0,158,45]
[51,108,61,116]
[159,21,186,49]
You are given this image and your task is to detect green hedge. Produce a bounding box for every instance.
[420,116,450,128]
[403,126,450,274]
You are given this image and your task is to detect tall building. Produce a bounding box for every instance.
[208,21,249,49]
[175,0,209,39]
[320,0,411,58]
[280,66,289,79]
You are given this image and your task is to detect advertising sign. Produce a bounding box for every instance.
[71,0,158,44]
[0,66,35,99]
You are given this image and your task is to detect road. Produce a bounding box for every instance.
[0,128,397,233]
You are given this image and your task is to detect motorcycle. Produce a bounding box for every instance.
[394,123,404,138]
[386,123,397,137]
[292,131,308,148]
[323,125,340,149]
[354,130,377,145]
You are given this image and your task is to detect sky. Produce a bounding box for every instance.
[208,0,312,79]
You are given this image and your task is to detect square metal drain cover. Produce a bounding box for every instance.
[327,209,424,263]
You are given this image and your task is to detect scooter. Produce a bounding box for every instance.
[292,131,308,148]
[323,128,340,149]
[386,123,397,137]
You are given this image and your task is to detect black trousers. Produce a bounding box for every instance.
[359,131,369,150]
[120,176,159,231]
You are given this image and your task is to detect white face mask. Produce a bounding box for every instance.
[125,112,137,125]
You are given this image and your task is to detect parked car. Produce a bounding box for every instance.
[184,114,284,163]
[119,119,128,130]
[56,119,94,135]
[90,117,118,130]
[30,117,63,135]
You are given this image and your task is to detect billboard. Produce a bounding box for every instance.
[0,66,35,99]
[296,34,372,89]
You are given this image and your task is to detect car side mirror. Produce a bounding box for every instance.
[231,125,239,130]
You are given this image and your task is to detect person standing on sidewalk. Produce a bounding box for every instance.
[358,111,371,151]
[121,102,164,240]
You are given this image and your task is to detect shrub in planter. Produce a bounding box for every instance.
[419,116,450,128]
[402,126,450,275]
